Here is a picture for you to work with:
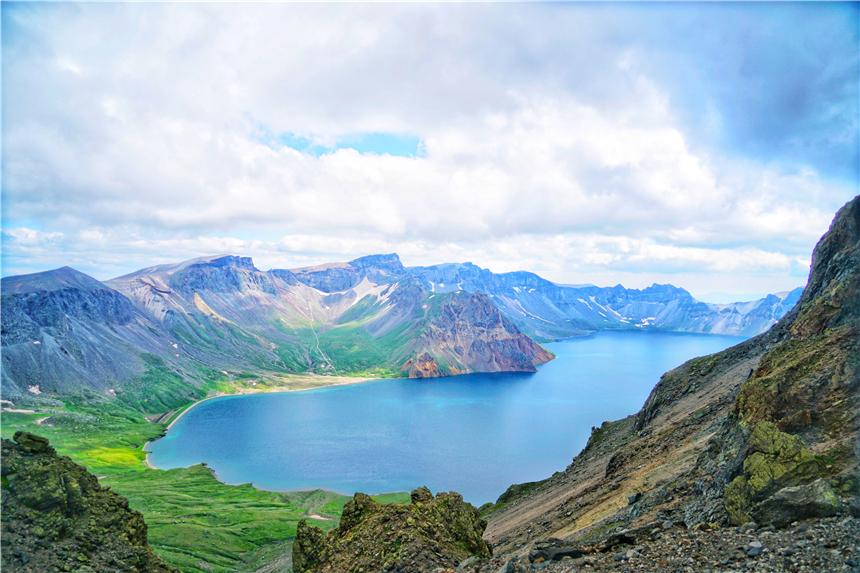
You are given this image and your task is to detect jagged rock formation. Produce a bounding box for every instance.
[405,292,554,377]
[293,487,491,573]
[480,196,859,565]
[0,432,175,573]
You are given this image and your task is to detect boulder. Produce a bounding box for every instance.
[411,485,434,504]
[528,538,587,563]
[752,478,840,527]
[13,431,53,453]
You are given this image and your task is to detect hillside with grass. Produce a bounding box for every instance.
[0,391,409,572]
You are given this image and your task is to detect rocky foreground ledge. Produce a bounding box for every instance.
[1,432,175,573]
[293,487,492,572]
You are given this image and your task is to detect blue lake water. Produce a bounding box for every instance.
[148,331,744,504]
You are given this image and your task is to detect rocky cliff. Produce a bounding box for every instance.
[293,487,491,573]
[1,432,175,573]
[476,195,859,569]
[404,292,554,377]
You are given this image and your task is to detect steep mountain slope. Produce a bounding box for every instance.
[0,266,182,401]
[403,291,554,377]
[1,431,175,573]
[109,254,552,379]
[0,255,552,405]
[480,195,859,564]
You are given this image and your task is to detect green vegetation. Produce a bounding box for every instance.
[273,317,419,378]
[1,393,408,572]
[724,421,825,524]
[117,354,206,413]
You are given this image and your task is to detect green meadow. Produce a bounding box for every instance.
[1,393,409,572]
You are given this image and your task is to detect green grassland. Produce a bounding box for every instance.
[0,292,444,570]
[1,391,409,572]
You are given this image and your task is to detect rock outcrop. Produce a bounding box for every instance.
[1,432,175,573]
[408,292,555,377]
[293,487,491,573]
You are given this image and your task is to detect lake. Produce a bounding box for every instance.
[148,331,745,504]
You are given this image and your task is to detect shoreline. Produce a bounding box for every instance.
[143,373,381,469]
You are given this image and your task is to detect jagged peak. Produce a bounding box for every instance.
[799,195,859,306]
[1,266,108,295]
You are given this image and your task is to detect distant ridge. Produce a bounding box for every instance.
[2,251,801,403]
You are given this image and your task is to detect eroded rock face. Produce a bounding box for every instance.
[403,352,442,378]
[718,197,860,524]
[1,432,175,573]
[411,292,555,377]
[293,487,491,573]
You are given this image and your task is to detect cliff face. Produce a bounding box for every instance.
[481,196,859,563]
[404,292,554,377]
[0,432,175,573]
[293,487,491,573]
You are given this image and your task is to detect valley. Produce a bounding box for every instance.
[0,379,409,573]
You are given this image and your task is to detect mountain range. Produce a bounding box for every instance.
[1,252,800,405]
[294,200,860,571]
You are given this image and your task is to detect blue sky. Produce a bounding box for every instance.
[269,132,422,158]
[1,2,858,302]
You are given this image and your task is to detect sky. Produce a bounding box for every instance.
[2,3,858,303]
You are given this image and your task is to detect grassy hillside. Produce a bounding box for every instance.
[0,393,409,572]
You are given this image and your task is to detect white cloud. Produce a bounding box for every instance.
[1,3,856,299]
[4,228,64,245]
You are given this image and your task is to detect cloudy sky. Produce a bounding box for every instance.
[2,3,858,302]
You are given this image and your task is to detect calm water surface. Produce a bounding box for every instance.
[149,331,744,504]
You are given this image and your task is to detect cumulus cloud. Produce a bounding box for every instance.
[1,3,857,300]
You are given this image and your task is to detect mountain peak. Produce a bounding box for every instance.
[1,266,107,295]
[348,253,404,272]
[800,195,859,308]
[175,254,257,272]
[787,195,859,335]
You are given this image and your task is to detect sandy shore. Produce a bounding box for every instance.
[143,373,380,469]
